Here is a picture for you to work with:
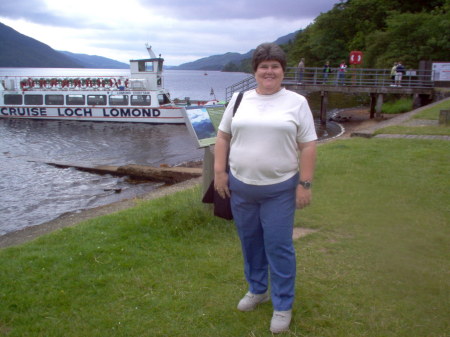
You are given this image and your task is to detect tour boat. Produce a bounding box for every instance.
[0,45,187,124]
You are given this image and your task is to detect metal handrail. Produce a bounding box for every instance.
[284,67,434,88]
[225,75,256,101]
[225,67,434,101]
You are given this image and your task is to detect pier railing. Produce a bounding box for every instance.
[225,67,434,101]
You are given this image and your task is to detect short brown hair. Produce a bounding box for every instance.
[252,43,287,73]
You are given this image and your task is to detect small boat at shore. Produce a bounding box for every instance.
[0,45,214,124]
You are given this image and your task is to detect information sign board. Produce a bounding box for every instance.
[182,105,226,148]
[432,63,450,81]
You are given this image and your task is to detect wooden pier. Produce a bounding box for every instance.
[226,67,436,122]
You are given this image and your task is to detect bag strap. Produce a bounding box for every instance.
[233,92,244,116]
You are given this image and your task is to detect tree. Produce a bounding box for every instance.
[285,0,449,69]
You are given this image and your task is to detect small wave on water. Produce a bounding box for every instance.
[0,119,204,236]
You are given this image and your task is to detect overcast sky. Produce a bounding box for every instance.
[0,0,339,66]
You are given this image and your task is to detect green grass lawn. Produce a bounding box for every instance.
[1,137,449,337]
[376,99,450,136]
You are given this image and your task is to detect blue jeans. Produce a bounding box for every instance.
[229,172,298,311]
[337,71,345,85]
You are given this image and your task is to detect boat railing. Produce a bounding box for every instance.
[1,76,133,91]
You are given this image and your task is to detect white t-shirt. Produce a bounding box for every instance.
[218,88,317,185]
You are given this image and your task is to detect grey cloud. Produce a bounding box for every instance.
[138,0,339,20]
[0,0,98,28]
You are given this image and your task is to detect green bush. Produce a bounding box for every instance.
[382,97,413,114]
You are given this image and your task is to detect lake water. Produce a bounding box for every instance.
[0,68,357,236]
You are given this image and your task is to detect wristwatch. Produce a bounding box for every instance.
[298,180,312,189]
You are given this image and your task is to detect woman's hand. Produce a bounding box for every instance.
[214,130,232,199]
[214,171,230,199]
[296,185,312,209]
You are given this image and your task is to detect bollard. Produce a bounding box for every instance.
[202,146,214,196]
[439,110,450,125]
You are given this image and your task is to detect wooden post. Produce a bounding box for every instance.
[320,91,328,125]
[439,110,450,125]
[375,93,384,120]
[202,146,214,195]
[369,93,376,119]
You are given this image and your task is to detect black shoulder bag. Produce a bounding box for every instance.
[202,92,243,220]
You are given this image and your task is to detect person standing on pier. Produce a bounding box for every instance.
[214,43,317,334]
[395,62,405,86]
[323,61,331,83]
[336,60,347,85]
[390,62,398,85]
[297,58,305,83]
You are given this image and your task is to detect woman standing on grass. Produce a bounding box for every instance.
[214,43,317,333]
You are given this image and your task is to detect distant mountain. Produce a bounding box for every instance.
[175,52,252,71]
[0,20,298,70]
[0,22,83,68]
[60,51,129,69]
[0,22,128,68]
[175,31,299,71]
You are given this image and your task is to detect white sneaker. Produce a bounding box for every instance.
[237,291,270,311]
[270,310,292,333]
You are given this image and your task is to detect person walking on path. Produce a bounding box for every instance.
[297,58,305,83]
[214,43,317,334]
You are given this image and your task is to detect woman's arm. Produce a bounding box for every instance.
[296,140,317,209]
[214,130,232,198]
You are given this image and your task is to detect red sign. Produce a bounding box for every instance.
[349,51,363,65]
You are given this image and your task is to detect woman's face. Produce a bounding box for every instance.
[255,60,284,95]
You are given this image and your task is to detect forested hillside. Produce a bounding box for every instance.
[228,0,449,73]
[0,22,128,68]
[287,0,449,69]
[0,22,83,68]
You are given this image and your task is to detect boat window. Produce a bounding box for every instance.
[131,95,151,106]
[87,95,107,105]
[66,95,85,105]
[109,95,129,106]
[145,62,154,72]
[157,94,171,105]
[4,94,22,105]
[138,61,154,72]
[25,95,44,105]
[45,95,64,105]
